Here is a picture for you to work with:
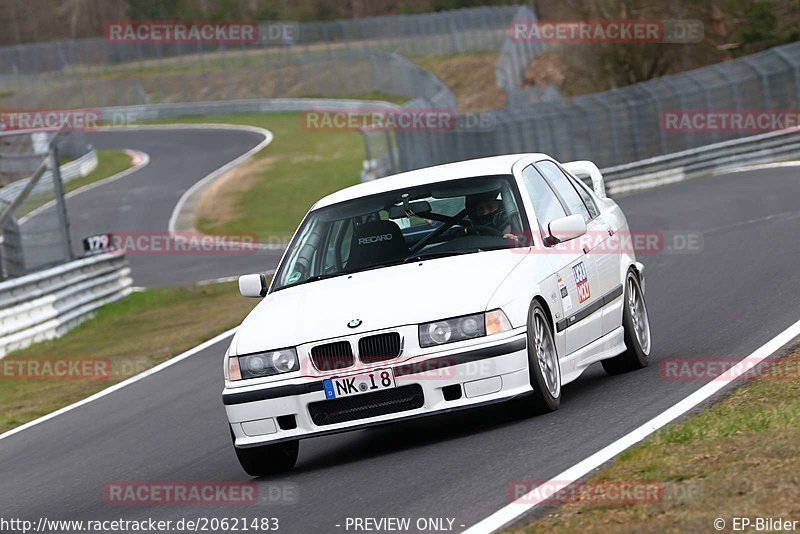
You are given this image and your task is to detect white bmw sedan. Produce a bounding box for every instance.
[223,154,651,475]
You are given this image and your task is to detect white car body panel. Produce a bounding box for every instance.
[233,250,527,356]
[223,153,644,447]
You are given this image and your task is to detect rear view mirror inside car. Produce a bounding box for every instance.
[387,200,432,219]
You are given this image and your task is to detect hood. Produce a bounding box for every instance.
[234,249,525,354]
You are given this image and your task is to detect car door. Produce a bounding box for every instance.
[519,163,603,355]
[556,162,625,336]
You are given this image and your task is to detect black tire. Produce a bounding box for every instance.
[516,300,561,415]
[230,429,299,476]
[602,270,651,375]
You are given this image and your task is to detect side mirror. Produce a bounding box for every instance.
[548,214,587,244]
[239,273,268,298]
[562,160,606,198]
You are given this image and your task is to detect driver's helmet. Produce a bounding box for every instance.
[465,190,506,228]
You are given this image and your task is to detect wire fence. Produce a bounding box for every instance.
[390,40,800,173]
[493,5,559,107]
[0,6,523,110]
[0,130,81,279]
[0,6,521,75]
[0,130,90,183]
[5,4,800,277]
[3,49,456,109]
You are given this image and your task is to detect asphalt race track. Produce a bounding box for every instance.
[73,128,282,287]
[3,126,800,532]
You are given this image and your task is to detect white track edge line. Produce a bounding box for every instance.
[94,123,274,237]
[0,327,237,443]
[712,160,800,175]
[160,124,273,235]
[18,150,150,225]
[464,316,800,534]
[0,125,271,440]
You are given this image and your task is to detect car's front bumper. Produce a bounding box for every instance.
[224,332,530,448]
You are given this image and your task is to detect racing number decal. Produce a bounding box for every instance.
[572,261,591,304]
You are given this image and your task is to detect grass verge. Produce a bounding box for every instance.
[412,52,506,112]
[64,149,135,195]
[513,346,800,533]
[154,112,365,240]
[18,150,134,218]
[0,282,256,433]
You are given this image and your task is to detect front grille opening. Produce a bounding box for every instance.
[311,341,354,371]
[359,332,402,364]
[276,415,297,430]
[442,384,462,401]
[308,384,424,426]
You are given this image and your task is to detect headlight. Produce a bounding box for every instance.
[229,347,299,380]
[419,309,512,348]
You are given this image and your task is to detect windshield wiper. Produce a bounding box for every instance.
[303,273,342,283]
[279,246,508,290]
[274,272,343,291]
[404,244,512,263]
[403,248,484,263]
[287,261,406,288]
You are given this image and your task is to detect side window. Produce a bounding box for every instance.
[321,220,344,272]
[536,160,591,222]
[339,220,353,264]
[319,219,354,274]
[567,172,600,219]
[521,165,567,236]
[278,218,323,285]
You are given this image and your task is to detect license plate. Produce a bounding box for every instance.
[323,369,395,400]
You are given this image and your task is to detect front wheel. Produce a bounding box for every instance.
[231,429,299,476]
[516,301,561,415]
[602,270,651,375]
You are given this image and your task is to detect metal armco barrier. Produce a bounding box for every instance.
[0,250,132,357]
[98,97,399,124]
[602,128,800,195]
[390,40,800,176]
[0,149,98,207]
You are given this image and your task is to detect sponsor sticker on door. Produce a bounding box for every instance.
[572,262,591,303]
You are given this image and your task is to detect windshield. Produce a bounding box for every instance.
[272,175,526,291]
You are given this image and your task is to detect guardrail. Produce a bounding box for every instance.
[0,250,132,357]
[0,129,95,179]
[0,149,98,206]
[602,128,800,195]
[359,52,455,181]
[97,97,399,124]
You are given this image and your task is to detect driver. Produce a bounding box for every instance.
[465,191,517,239]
